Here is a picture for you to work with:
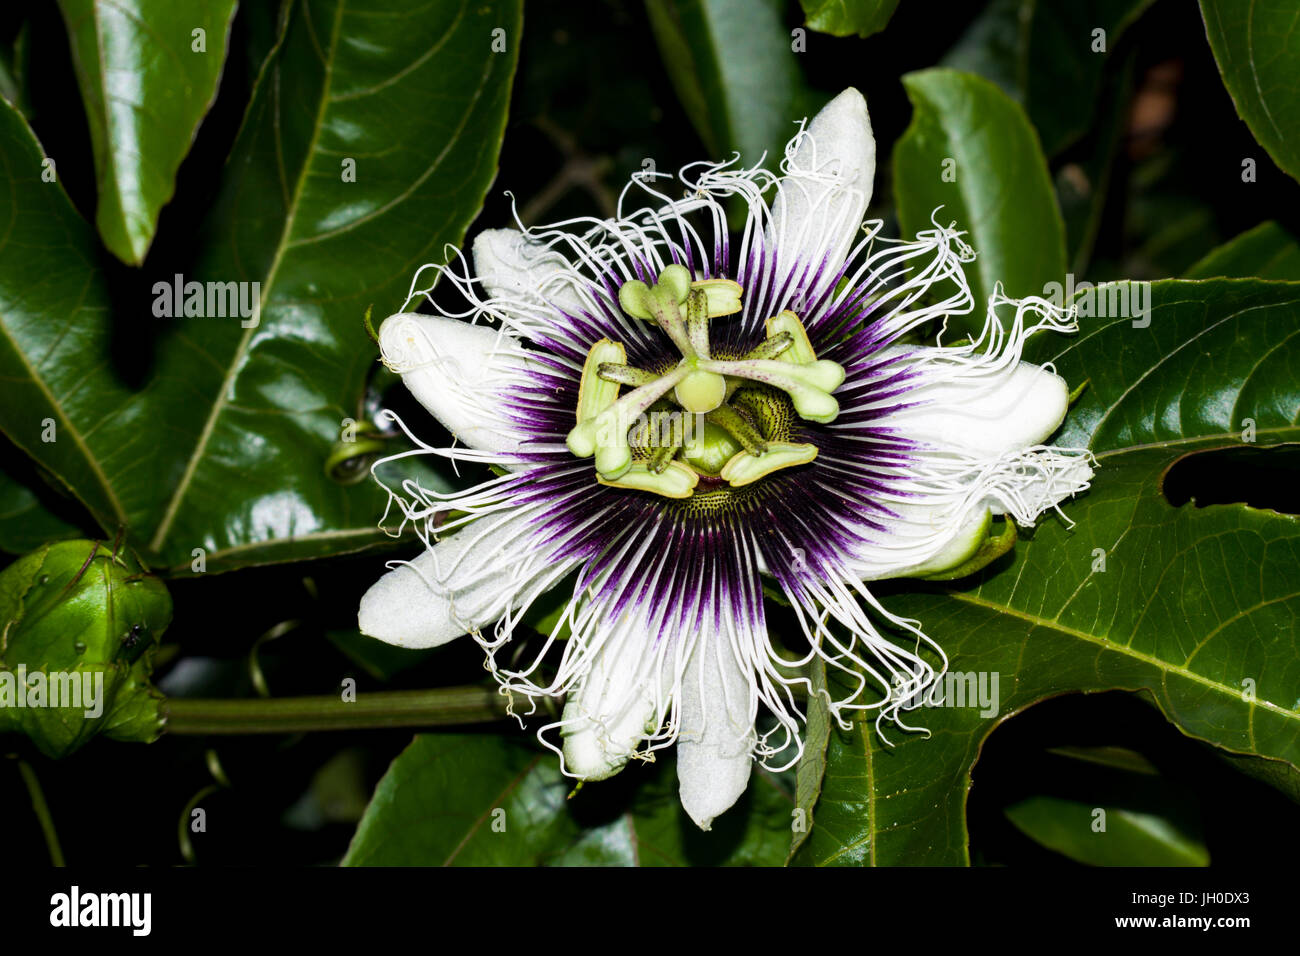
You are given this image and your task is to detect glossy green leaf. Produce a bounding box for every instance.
[646,0,810,165]
[798,0,899,38]
[1005,795,1209,866]
[1200,0,1300,183]
[342,733,793,866]
[893,68,1066,321]
[55,0,239,264]
[943,0,1154,156]
[0,0,520,574]
[1184,221,1300,281]
[142,0,521,573]
[793,279,1300,866]
[0,99,143,543]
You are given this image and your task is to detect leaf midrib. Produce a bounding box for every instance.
[947,590,1299,723]
[148,0,347,554]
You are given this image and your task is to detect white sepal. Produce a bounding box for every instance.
[358,511,554,649]
[377,312,537,455]
[769,87,876,294]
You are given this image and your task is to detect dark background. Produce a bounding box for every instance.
[2,0,1297,866]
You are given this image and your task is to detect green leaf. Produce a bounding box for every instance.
[1005,795,1209,867]
[798,0,899,38]
[140,0,521,573]
[1184,221,1300,281]
[646,0,810,165]
[342,733,793,866]
[55,0,240,264]
[0,1,520,574]
[793,279,1300,865]
[1200,0,1300,183]
[893,68,1066,323]
[0,99,141,542]
[943,0,1155,156]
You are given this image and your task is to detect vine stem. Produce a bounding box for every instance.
[162,686,528,735]
[13,758,65,866]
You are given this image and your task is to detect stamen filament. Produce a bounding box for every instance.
[742,331,794,361]
[597,362,658,387]
[705,404,767,456]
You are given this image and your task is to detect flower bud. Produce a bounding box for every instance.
[0,540,172,757]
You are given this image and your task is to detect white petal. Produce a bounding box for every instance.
[377,311,537,454]
[676,629,758,831]
[473,228,590,319]
[358,510,564,649]
[770,88,875,287]
[560,615,663,780]
[882,346,1070,457]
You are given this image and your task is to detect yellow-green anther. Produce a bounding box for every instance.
[685,289,711,358]
[575,339,627,427]
[765,311,818,365]
[706,403,766,456]
[598,362,658,387]
[742,331,793,361]
[720,442,818,487]
[692,278,743,317]
[674,367,727,413]
[597,461,699,499]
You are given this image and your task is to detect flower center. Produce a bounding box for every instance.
[565,265,846,498]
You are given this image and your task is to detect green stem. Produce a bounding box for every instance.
[163,686,520,735]
[14,758,65,866]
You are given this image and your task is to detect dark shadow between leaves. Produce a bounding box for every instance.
[1161,442,1300,515]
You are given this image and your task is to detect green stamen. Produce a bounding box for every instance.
[598,461,699,498]
[575,339,626,425]
[720,442,819,487]
[705,403,767,456]
[685,289,711,358]
[567,366,687,478]
[742,331,794,361]
[597,362,658,387]
[765,310,819,364]
[577,276,839,497]
[692,278,743,317]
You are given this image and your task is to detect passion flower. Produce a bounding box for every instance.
[358,88,1093,829]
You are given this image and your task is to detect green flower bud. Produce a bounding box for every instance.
[0,540,172,758]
